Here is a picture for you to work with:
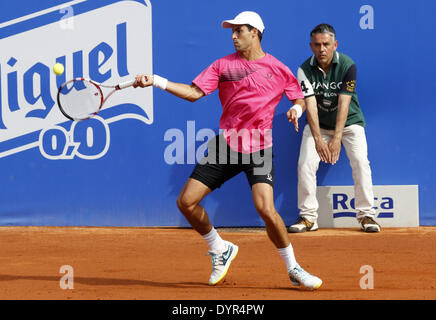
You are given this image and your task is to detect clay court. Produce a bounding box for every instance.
[0,226,435,300]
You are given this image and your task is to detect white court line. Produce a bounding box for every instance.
[0,0,87,29]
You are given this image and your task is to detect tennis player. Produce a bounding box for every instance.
[133,11,322,290]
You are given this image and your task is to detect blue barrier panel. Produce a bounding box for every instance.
[0,0,434,226]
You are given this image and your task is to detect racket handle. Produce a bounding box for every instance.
[117,79,136,90]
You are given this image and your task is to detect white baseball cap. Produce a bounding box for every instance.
[222,11,265,33]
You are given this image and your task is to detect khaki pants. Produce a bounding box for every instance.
[297,124,376,223]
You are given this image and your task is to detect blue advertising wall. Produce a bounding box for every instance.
[0,0,434,226]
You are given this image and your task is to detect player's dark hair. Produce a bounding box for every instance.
[245,24,263,42]
[310,23,336,40]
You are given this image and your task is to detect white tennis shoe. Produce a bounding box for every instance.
[207,241,239,285]
[359,216,381,233]
[288,263,322,290]
[288,217,318,233]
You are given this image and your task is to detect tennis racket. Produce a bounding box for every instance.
[57,77,139,121]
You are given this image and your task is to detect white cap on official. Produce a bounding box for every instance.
[222,11,265,33]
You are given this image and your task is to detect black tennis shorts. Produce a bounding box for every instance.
[190,134,274,191]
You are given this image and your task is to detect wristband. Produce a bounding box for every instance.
[153,74,168,90]
[291,104,303,118]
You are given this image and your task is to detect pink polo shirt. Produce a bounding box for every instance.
[193,52,303,154]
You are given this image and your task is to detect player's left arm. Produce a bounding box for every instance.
[287,98,306,132]
[329,64,357,164]
[284,67,307,132]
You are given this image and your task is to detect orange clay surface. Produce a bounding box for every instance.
[0,226,435,300]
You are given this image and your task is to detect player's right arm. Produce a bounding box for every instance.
[133,74,205,102]
[166,81,205,102]
[297,67,331,164]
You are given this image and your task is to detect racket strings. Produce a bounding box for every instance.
[58,80,103,120]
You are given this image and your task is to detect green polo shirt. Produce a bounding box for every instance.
[297,51,365,130]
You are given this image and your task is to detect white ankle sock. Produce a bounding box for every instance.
[202,227,226,252]
[277,243,297,271]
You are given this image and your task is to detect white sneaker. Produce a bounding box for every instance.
[207,241,239,285]
[359,216,381,233]
[288,217,318,233]
[288,263,322,290]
